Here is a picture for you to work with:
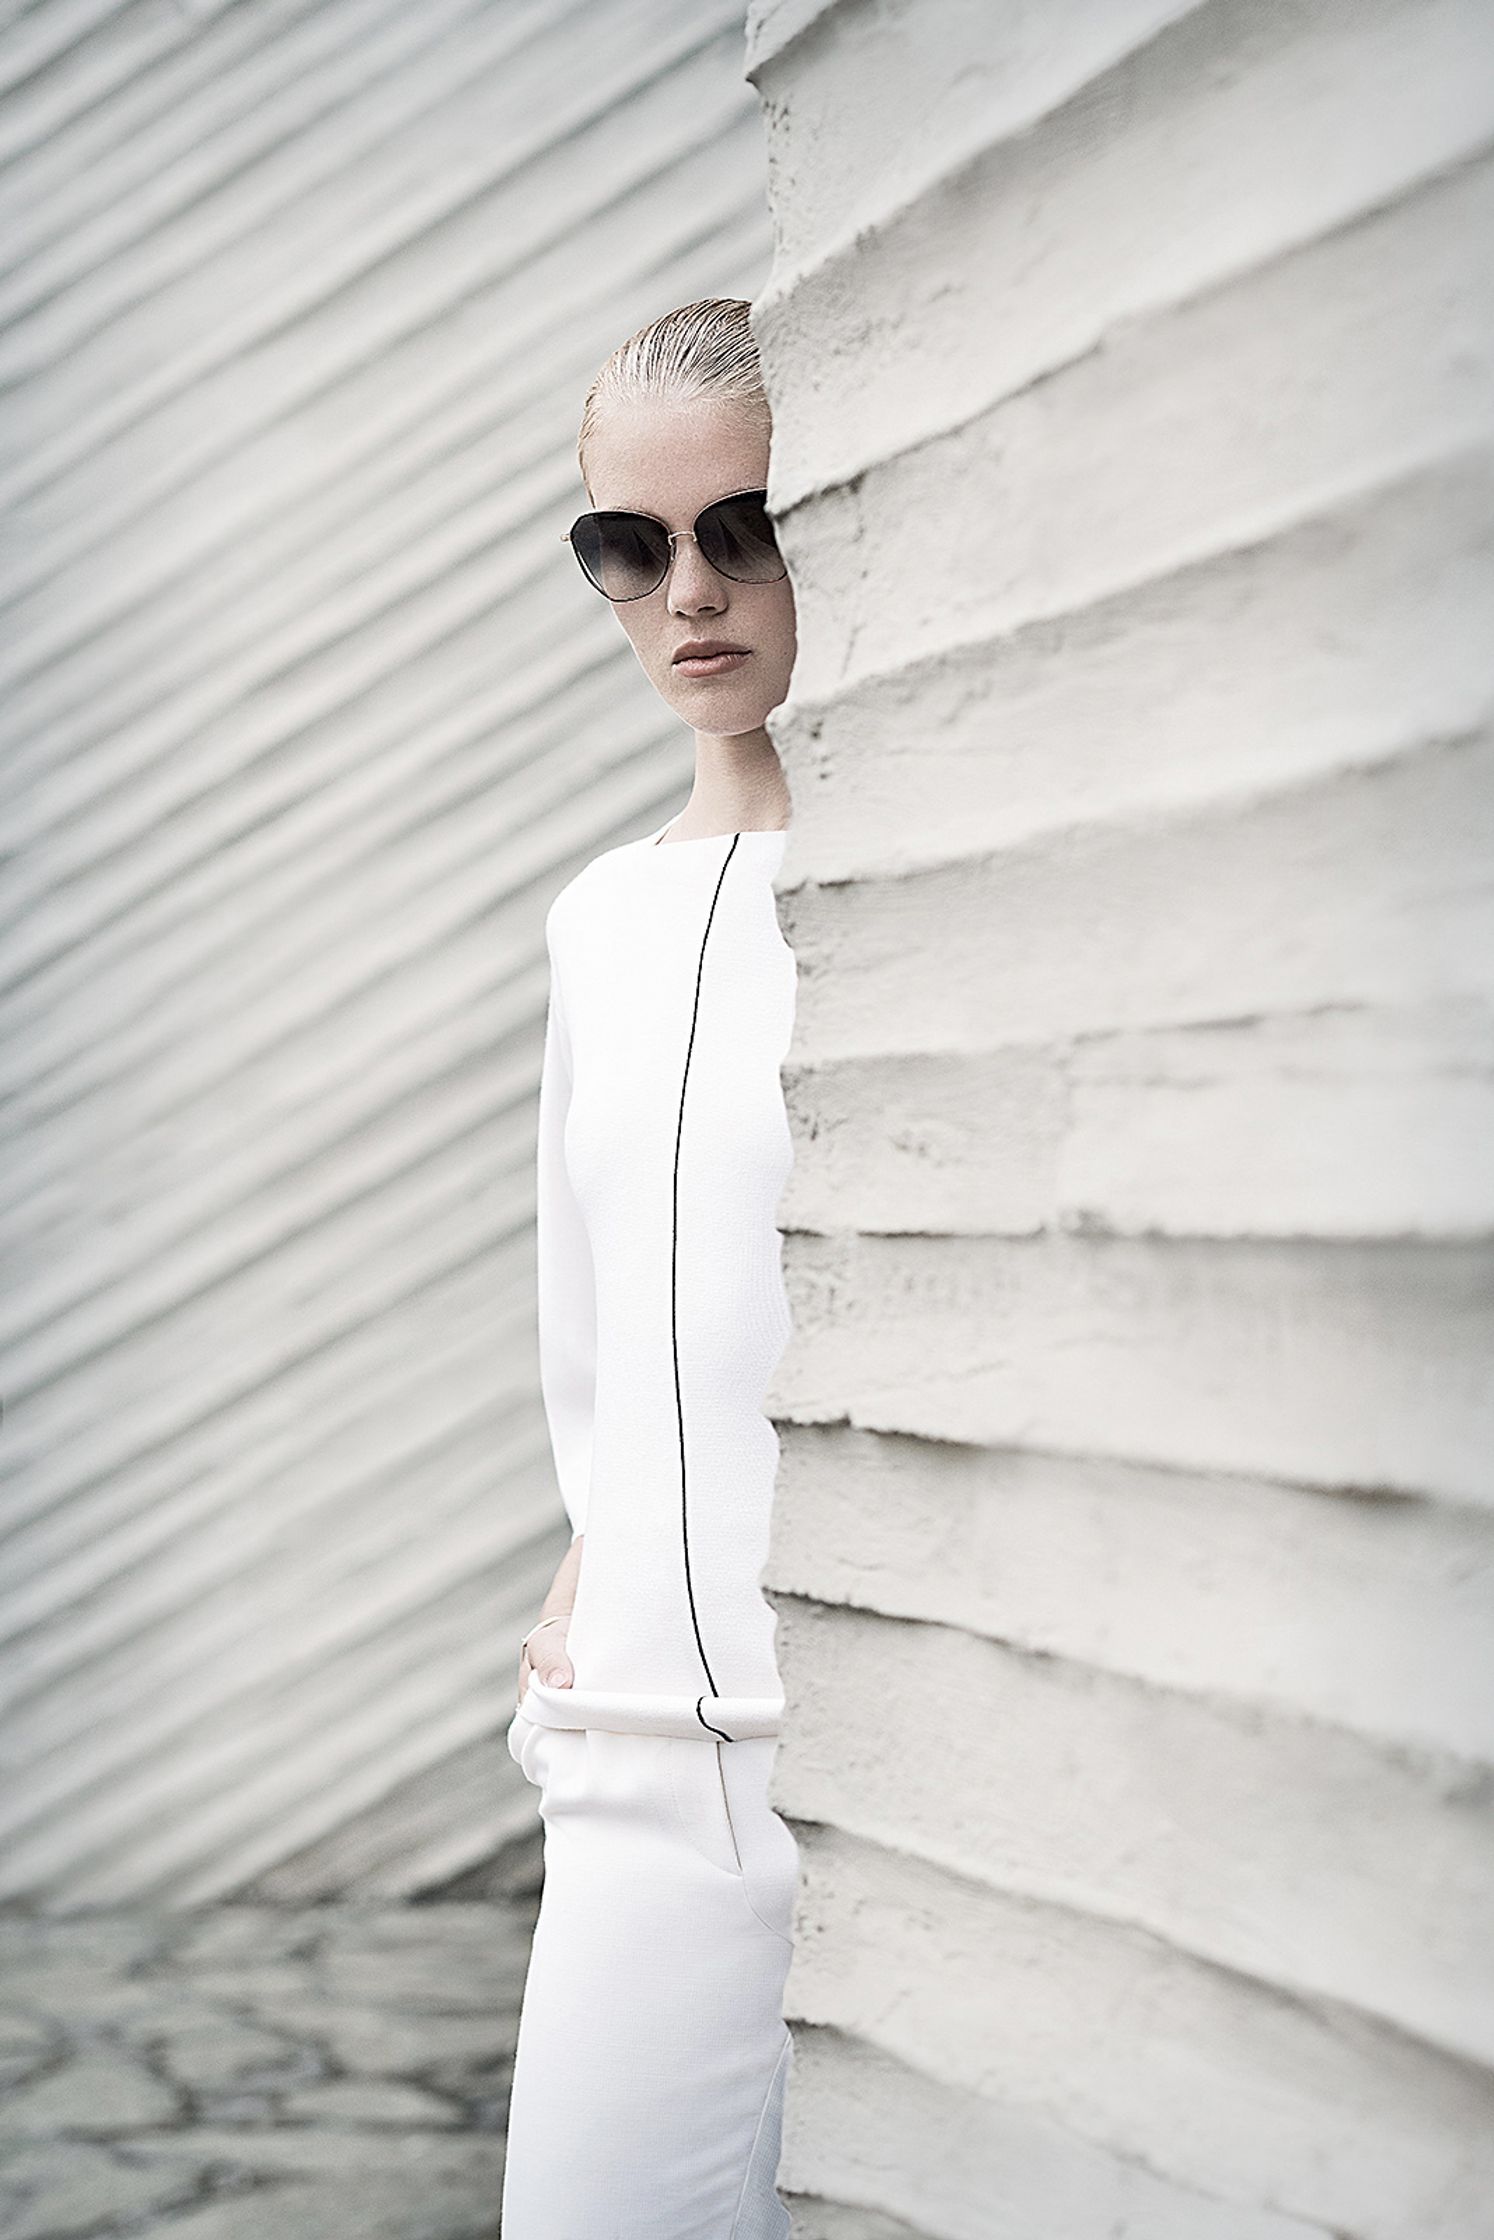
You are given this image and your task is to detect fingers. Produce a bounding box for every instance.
[535,1617,570,1685]
[515,1620,574,1715]
[535,1635,573,1688]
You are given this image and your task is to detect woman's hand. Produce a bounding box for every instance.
[516,1534,582,1711]
[517,1612,574,1708]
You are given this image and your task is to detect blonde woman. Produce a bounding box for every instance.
[501,299,800,2237]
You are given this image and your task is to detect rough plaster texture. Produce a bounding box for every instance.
[745,0,1494,2230]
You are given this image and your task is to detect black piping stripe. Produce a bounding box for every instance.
[696,1693,730,1745]
[671,834,741,1746]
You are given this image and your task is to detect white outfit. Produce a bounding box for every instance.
[502,816,799,2238]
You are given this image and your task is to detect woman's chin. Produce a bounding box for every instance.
[662,680,777,731]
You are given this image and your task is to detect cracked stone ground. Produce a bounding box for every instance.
[0,1898,542,2240]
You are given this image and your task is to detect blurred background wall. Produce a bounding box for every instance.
[749,0,1494,2232]
[0,0,771,1909]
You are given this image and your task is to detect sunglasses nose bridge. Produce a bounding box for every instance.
[660,526,718,596]
[661,529,725,613]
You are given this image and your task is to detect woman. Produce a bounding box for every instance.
[501,298,801,2238]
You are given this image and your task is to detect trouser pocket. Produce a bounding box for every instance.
[666,1736,744,1879]
[717,1739,799,1948]
[668,1738,799,1949]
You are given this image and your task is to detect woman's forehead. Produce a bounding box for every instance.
[583,397,768,512]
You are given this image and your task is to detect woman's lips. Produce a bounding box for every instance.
[673,649,750,678]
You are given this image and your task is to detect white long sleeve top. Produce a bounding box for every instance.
[521,814,796,1744]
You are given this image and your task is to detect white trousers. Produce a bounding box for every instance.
[501,1710,799,2239]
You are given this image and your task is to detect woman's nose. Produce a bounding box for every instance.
[667,539,727,612]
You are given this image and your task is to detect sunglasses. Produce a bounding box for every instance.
[561,487,786,602]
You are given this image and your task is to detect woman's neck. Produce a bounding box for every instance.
[666,729,791,839]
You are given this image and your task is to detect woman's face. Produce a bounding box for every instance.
[580,396,796,733]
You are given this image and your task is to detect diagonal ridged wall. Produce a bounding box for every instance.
[746,0,1494,2231]
[0,0,770,1908]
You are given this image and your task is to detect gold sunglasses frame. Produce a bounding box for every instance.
[559,488,785,600]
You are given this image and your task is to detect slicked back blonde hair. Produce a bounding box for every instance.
[577,297,770,492]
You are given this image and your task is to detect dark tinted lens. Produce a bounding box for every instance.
[570,511,670,599]
[696,491,784,583]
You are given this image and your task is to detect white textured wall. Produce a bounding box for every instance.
[0,0,769,1908]
[747,1,1494,2232]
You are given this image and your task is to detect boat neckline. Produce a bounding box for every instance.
[644,820,789,849]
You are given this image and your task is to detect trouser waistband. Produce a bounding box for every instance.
[516,1677,783,1741]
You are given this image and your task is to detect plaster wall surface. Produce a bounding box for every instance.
[744,1,1494,2230]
